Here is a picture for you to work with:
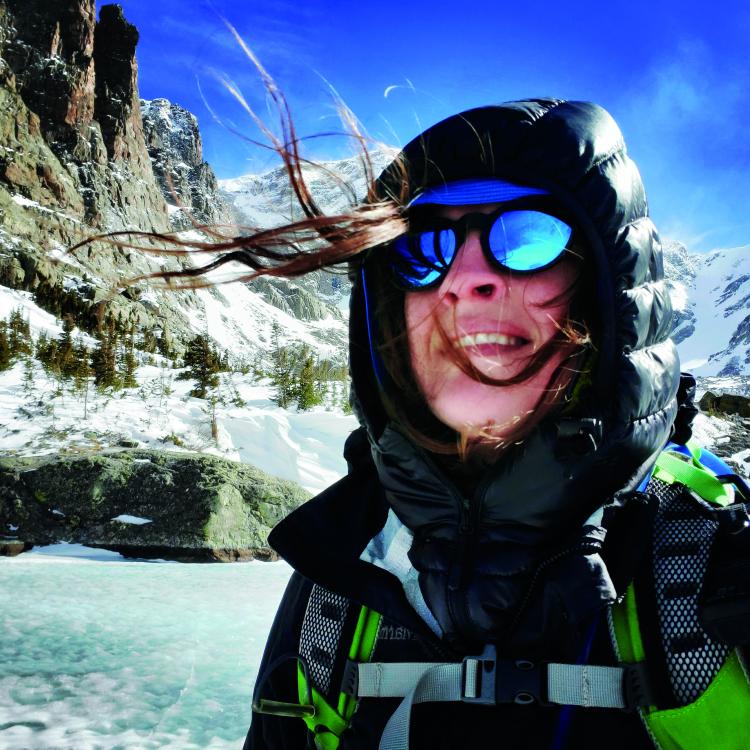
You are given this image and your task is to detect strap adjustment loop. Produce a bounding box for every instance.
[341,659,360,697]
[622,661,655,711]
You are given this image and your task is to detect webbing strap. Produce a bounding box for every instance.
[377,663,464,750]
[356,660,631,707]
[654,450,734,506]
[547,663,628,708]
[358,655,644,750]
[355,662,451,697]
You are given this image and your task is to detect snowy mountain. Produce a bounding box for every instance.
[220,149,396,228]
[663,240,750,377]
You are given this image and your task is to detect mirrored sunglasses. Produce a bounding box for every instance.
[388,206,573,291]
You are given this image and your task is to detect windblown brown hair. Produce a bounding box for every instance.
[69,40,594,465]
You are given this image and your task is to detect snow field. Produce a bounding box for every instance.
[0,355,356,494]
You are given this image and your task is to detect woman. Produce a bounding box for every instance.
[122,96,748,748]
[236,99,750,750]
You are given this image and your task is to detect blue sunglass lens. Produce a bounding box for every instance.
[392,229,456,288]
[489,211,571,271]
[389,210,570,288]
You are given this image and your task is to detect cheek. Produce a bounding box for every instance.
[524,263,578,328]
[404,292,442,388]
[405,293,433,349]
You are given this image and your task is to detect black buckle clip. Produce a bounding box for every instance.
[717,502,750,535]
[622,661,654,711]
[341,659,359,696]
[495,658,547,706]
[462,645,547,706]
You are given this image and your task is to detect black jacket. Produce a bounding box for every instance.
[245,99,678,748]
[243,434,653,749]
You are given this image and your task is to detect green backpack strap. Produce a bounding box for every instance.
[652,440,734,507]
[297,603,382,750]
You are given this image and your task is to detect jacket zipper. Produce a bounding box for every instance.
[446,474,492,643]
[506,540,600,638]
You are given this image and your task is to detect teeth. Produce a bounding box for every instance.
[456,333,525,348]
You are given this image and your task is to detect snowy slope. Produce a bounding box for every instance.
[664,242,750,376]
[0,289,356,495]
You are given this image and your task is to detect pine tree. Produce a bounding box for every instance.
[57,316,76,379]
[0,323,11,371]
[21,354,35,395]
[120,327,138,388]
[36,332,60,376]
[8,308,32,357]
[269,322,294,408]
[296,352,322,411]
[181,334,221,398]
[91,324,119,390]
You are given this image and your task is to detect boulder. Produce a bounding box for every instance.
[699,391,750,418]
[0,449,310,561]
[0,537,33,556]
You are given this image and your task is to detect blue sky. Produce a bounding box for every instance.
[109,0,750,253]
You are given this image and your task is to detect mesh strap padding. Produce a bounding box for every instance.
[299,585,354,700]
[649,477,730,704]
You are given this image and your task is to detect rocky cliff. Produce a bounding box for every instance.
[1,0,167,232]
[0,0,183,341]
[141,98,231,228]
[0,1,341,358]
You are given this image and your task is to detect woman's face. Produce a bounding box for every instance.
[404,203,579,440]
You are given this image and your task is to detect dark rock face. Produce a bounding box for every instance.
[141,98,231,226]
[4,0,97,141]
[0,0,168,229]
[94,4,148,169]
[0,450,310,561]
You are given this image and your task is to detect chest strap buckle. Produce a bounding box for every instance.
[462,644,548,706]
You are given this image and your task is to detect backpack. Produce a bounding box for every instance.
[253,441,750,750]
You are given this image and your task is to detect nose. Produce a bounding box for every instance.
[438,230,508,303]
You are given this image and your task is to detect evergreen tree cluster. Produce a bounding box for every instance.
[1,308,142,392]
[1,306,351,417]
[267,322,347,411]
[0,308,32,370]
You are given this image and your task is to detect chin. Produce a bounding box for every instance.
[436,404,527,441]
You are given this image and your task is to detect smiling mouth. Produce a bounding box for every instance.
[455,332,531,349]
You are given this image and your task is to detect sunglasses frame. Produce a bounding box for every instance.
[388,196,576,292]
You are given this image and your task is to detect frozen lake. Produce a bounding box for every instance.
[0,544,293,750]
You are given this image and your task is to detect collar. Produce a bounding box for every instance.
[268,455,443,642]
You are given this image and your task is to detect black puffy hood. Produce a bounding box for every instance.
[348,99,680,649]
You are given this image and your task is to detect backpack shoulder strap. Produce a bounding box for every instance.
[652,440,735,506]
[296,584,381,750]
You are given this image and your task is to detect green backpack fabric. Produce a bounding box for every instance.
[610,442,750,750]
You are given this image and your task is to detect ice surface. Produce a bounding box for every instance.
[0,547,293,749]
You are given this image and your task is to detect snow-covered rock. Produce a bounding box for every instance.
[664,240,750,376]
